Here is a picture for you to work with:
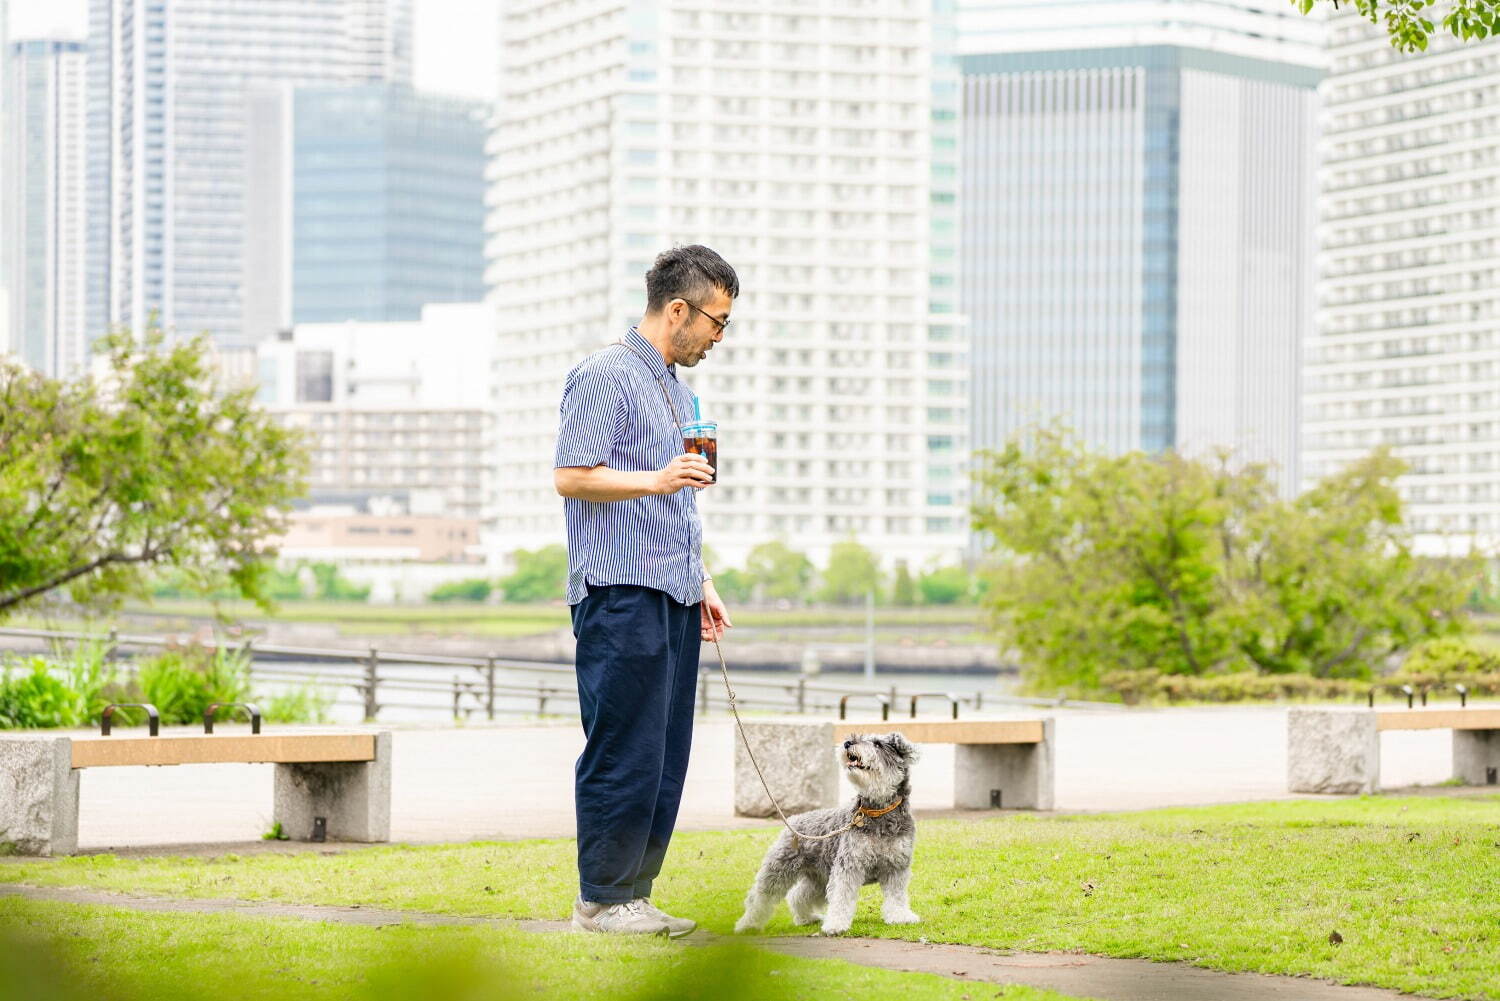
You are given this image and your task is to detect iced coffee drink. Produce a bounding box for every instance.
[681,421,718,483]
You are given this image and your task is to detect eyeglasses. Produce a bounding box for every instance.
[680,299,730,334]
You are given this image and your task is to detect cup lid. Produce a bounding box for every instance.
[682,420,717,433]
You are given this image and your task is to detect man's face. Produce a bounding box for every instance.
[669,289,732,367]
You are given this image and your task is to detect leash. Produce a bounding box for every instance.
[708,628,900,849]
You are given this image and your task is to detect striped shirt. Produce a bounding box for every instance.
[555,326,707,607]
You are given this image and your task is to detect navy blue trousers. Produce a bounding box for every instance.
[571,584,701,904]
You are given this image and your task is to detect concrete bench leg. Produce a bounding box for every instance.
[273,731,391,841]
[1453,729,1500,786]
[0,737,78,856]
[953,720,1055,810]
[734,722,837,818]
[1287,708,1379,794]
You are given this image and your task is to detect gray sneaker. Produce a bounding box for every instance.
[571,896,669,936]
[635,898,697,938]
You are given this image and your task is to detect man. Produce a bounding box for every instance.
[553,245,737,937]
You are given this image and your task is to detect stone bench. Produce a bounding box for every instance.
[733,718,1055,817]
[0,729,392,856]
[1287,707,1500,794]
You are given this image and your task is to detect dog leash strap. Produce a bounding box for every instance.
[711,629,857,845]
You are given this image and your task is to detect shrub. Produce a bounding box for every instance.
[1399,636,1500,678]
[256,684,335,724]
[918,564,971,605]
[309,563,370,601]
[1101,669,1367,705]
[500,546,568,602]
[135,644,251,725]
[1100,665,1500,705]
[427,578,493,603]
[0,660,91,729]
[0,642,119,729]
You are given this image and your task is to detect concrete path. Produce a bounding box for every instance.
[0,883,1425,1001]
[66,706,1469,849]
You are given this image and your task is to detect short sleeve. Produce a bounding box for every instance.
[555,366,627,468]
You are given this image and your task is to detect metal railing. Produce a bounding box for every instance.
[0,625,1116,723]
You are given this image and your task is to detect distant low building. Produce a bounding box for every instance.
[253,302,496,526]
[280,498,481,566]
[274,493,484,603]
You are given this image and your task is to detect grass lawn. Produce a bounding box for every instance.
[4,796,1498,998]
[0,897,1072,1001]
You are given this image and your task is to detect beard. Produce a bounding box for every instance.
[671,327,707,367]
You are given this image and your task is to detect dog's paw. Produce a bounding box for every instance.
[818,921,851,936]
[883,910,921,925]
[789,913,824,927]
[733,917,760,934]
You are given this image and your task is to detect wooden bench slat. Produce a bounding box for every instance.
[69,734,377,768]
[1375,709,1500,732]
[832,720,1045,745]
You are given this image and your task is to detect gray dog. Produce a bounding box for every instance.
[735,732,920,936]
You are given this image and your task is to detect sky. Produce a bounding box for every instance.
[7,0,500,101]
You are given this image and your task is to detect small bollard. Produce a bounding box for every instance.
[312,816,327,842]
[990,789,1002,809]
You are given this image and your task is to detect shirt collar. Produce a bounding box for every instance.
[625,326,675,379]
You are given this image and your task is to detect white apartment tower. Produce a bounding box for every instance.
[960,1,1322,485]
[489,0,965,570]
[1306,16,1500,552]
[86,0,414,348]
[3,40,88,377]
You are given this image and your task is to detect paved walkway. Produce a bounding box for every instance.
[0,883,1425,1001]
[69,707,1464,849]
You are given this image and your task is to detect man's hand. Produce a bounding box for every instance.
[657,453,715,494]
[701,580,733,642]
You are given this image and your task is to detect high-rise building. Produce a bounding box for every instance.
[1305,16,1500,552]
[243,83,487,344]
[961,1,1321,486]
[488,0,966,570]
[3,40,88,377]
[87,0,414,348]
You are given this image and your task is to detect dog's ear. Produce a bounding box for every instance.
[883,732,919,763]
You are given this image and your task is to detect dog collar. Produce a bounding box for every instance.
[855,796,903,822]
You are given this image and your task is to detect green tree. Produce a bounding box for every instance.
[1224,449,1478,678]
[745,540,814,602]
[1295,0,1500,52]
[971,428,1482,695]
[501,545,568,602]
[819,539,884,605]
[710,567,753,604]
[427,578,493,603]
[891,560,917,606]
[0,327,307,618]
[918,564,970,605]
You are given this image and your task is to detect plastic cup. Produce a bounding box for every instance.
[681,421,718,483]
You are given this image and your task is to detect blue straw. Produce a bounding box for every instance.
[693,397,701,422]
